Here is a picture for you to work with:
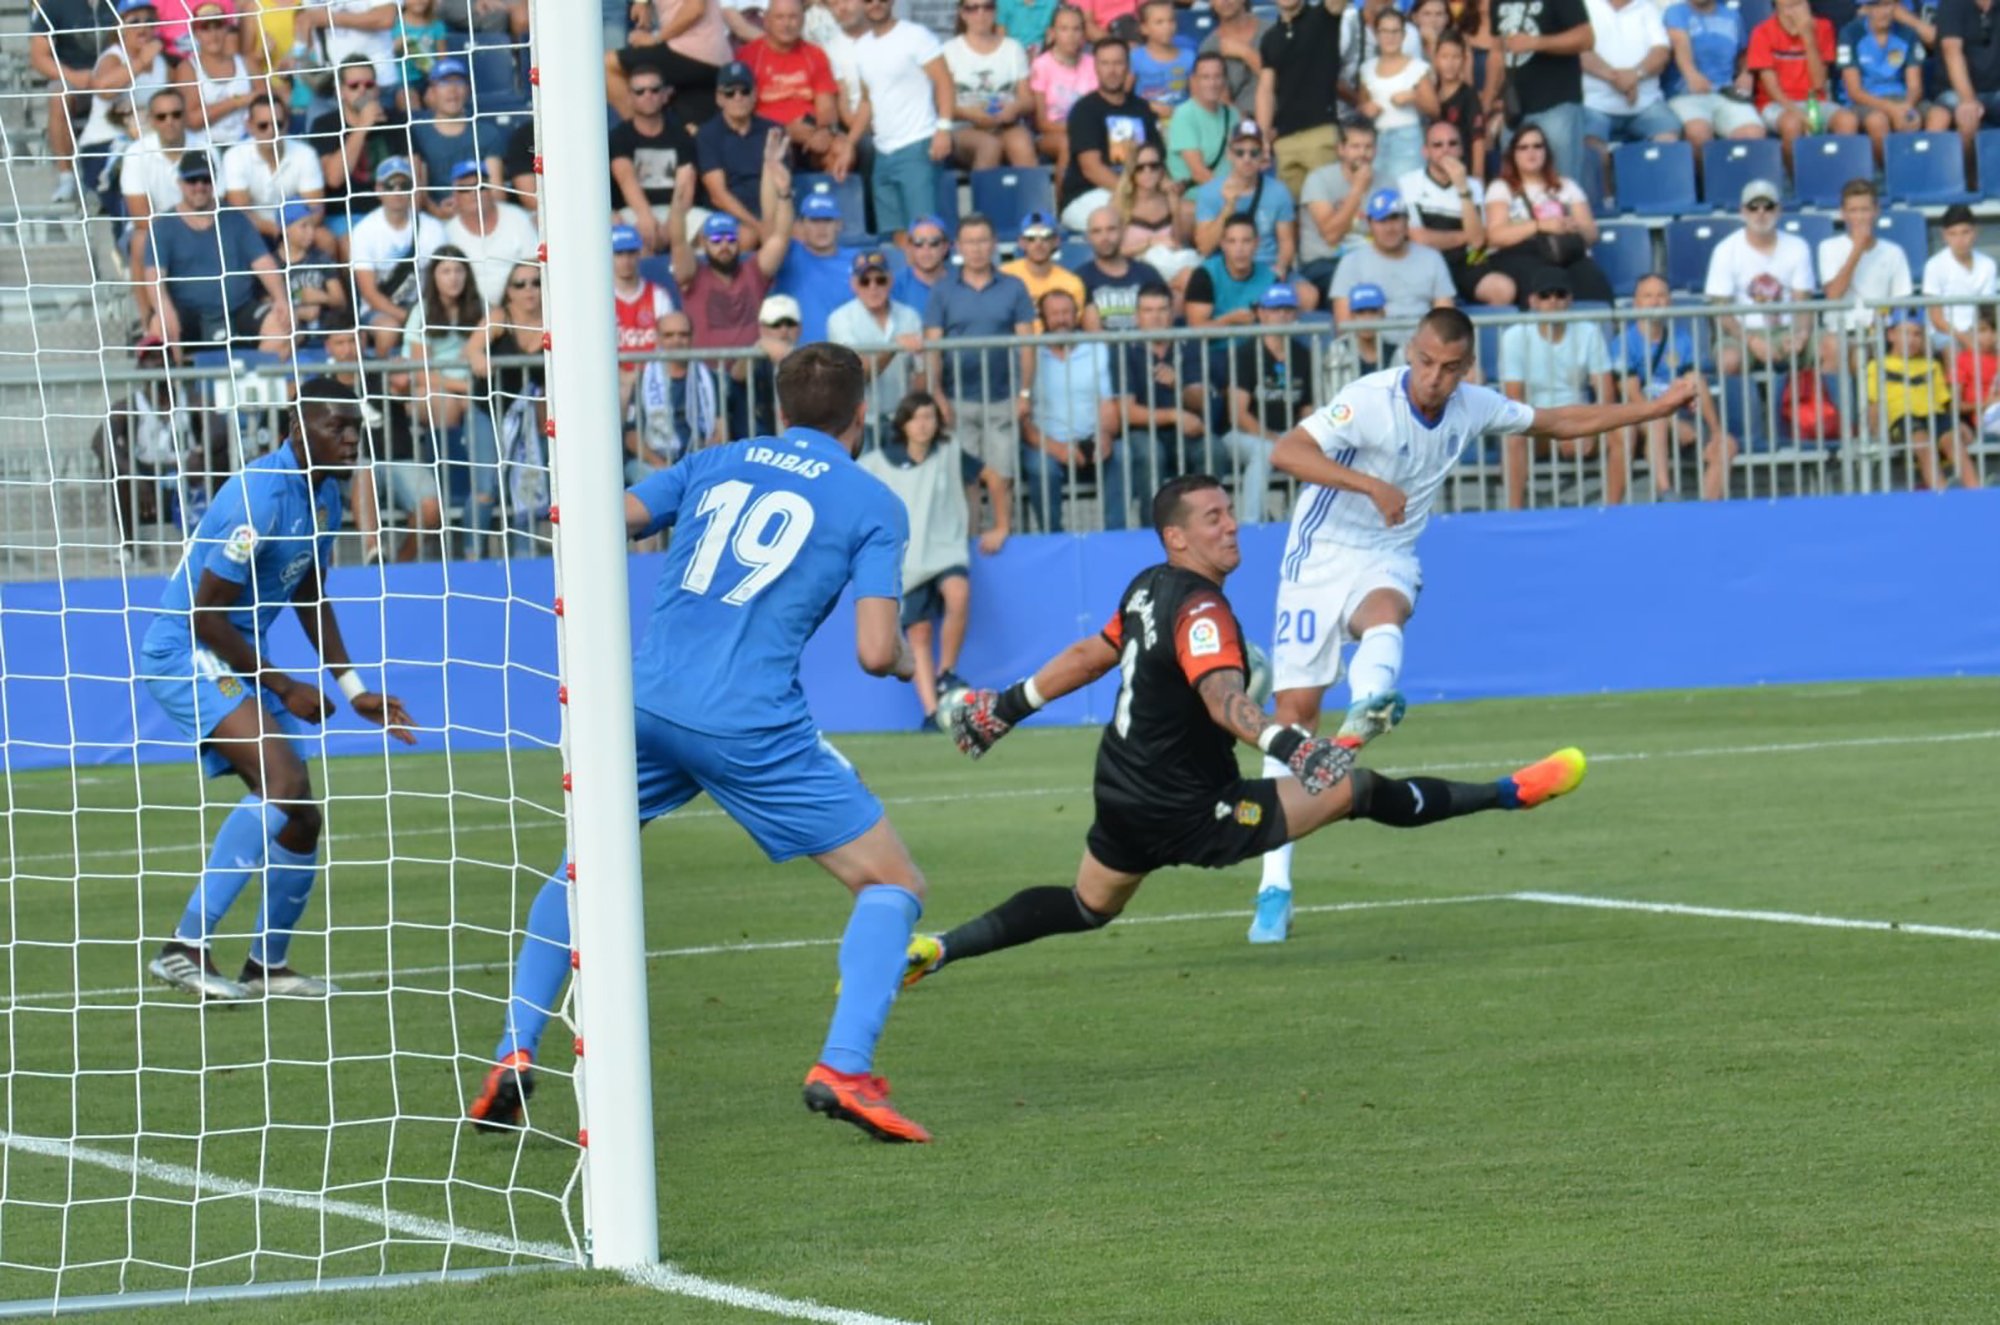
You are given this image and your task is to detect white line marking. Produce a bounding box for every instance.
[13,726,1998,873]
[0,1132,923,1325]
[1510,891,2000,943]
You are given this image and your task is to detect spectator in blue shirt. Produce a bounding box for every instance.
[776,191,853,342]
[1191,119,1301,281]
[1118,281,1206,486]
[409,58,502,220]
[1185,213,1280,327]
[1022,288,1131,530]
[1131,0,1199,117]
[1840,0,1952,164]
[143,154,291,356]
[697,61,786,246]
[924,213,1038,519]
[1616,271,1739,500]
[1663,0,1766,154]
[893,214,955,312]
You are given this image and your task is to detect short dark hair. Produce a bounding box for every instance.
[1435,28,1467,52]
[889,390,945,445]
[776,343,868,435]
[1221,213,1259,237]
[1037,287,1078,323]
[1152,473,1225,537]
[1094,35,1129,57]
[957,212,995,238]
[1840,177,1878,204]
[1417,306,1474,347]
[296,377,359,409]
[1339,119,1376,142]
[1135,281,1174,305]
[1941,203,1976,229]
[1192,50,1226,72]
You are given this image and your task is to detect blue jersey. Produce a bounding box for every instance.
[144,444,343,661]
[629,426,908,737]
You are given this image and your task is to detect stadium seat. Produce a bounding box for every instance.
[1792,135,1872,209]
[1874,210,1928,276]
[794,171,871,246]
[1611,141,1696,215]
[1702,139,1785,210]
[1590,221,1657,298]
[932,168,962,235]
[466,28,531,115]
[1882,131,1974,205]
[1665,217,1741,292]
[1976,129,2000,193]
[1728,0,1773,24]
[1777,212,1834,250]
[1058,238,1093,270]
[970,166,1056,239]
[1176,8,1216,42]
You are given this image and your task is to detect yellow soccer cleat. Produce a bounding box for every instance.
[1501,747,1587,809]
[902,934,944,989]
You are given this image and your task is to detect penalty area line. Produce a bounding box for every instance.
[1507,891,2000,943]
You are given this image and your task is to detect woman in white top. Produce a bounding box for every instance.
[1355,9,1427,187]
[1480,123,1613,306]
[76,6,173,181]
[174,5,262,148]
[942,0,1038,168]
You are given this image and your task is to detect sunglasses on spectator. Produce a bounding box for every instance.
[153,109,184,121]
[1230,146,1260,158]
[763,318,801,328]
[1022,228,1056,241]
[858,272,890,287]
[511,276,542,289]
[911,235,948,247]
[1135,159,1163,171]
[1429,137,1459,149]
[346,79,377,91]
[1745,200,1777,212]
[719,85,754,98]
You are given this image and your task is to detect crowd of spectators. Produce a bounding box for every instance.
[25,0,2000,561]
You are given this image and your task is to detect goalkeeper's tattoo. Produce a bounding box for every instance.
[1196,668,1264,747]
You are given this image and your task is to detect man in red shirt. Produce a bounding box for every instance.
[1746,0,1858,170]
[739,0,852,177]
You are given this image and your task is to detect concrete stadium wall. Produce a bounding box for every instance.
[2,490,1995,772]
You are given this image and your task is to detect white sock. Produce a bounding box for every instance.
[1259,755,1293,892]
[1349,624,1405,705]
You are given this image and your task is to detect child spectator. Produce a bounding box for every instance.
[1027,4,1096,175]
[1921,206,1997,356]
[1954,307,1999,437]
[275,201,348,354]
[1866,309,1980,490]
[1746,0,1858,171]
[1418,31,1484,178]
[1839,0,1950,166]
[1130,0,1197,117]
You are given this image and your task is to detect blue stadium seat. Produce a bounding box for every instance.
[1612,141,1696,215]
[1882,131,1974,205]
[1777,212,1834,250]
[1058,238,1093,270]
[932,167,962,235]
[1875,210,1928,276]
[1665,217,1742,292]
[1977,129,2000,193]
[1176,8,1216,43]
[466,29,531,115]
[1701,138,1785,211]
[1590,220,1657,298]
[1473,316,1506,385]
[970,166,1056,239]
[1728,0,1772,23]
[794,171,871,246]
[1792,135,1872,209]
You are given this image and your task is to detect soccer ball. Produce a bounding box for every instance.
[934,684,972,733]
[1245,641,1272,707]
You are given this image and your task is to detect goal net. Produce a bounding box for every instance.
[0,1,650,1309]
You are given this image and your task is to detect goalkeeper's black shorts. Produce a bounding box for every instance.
[1085,778,1289,876]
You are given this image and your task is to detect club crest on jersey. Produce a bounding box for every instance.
[1234,800,1262,827]
[1329,401,1354,426]
[1188,617,1222,657]
[222,524,257,564]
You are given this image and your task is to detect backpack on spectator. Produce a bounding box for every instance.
[1780,370,1841,445]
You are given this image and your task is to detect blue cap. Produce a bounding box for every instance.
[449,158,483,183]
[851,249,890,276]
[1258,283,1299,310]
[1019,210,1058,238]
[1890,306,1925,327]
[376,154,414,183]
[1364,188,1403,222]
[611,224,643,253]
[799,192,841,220]
[1347,282,1386,312]
[280,200,315,227]
[703,212,740,242]
[718,59,756,89]
[429,56,469,82]
[117,0,157,15]
[909,213,950,238]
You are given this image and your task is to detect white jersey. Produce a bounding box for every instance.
[1281,368,1533,575]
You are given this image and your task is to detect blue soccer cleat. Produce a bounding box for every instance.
[1335,689,1406,750]
[1247,886,1293,944]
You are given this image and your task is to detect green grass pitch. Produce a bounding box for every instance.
[1,678,1997,1323]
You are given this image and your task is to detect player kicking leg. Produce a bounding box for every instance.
[913,475,1584,981]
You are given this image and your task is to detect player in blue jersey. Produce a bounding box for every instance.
[139,379,417,1001]
[467,343,939,1144]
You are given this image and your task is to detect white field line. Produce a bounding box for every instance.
[0,1132,923,1325]
[1511,891,2000,943]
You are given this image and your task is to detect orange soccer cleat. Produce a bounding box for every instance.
[1501,747,1588,809]
[803,1063,933,1143]
[467,1050,536,1133]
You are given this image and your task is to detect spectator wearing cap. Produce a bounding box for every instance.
[142,151,291,355]
[307,55,409,234]
[409,57,502,219]
[1191,120,1302,291]
[670,150,796,349]
[1703,178,1816,378]
[123,88,195,278]
[1076,203,1166,330]
[350,156,447,353]
[1297,121,1377,297]
[1578,0,1682,158]
[1617,272,1738,501]
[734,293,806,437]
[829,249,927,426]
[1328,187,1454,327]
[71,1,173,215]
[1500,267,1623,508]
[894,214,954,311]
[1255,0,1345,201]
[1865,308,1980,489]
[1118,280,1204,487]
[1200,281,1310,522]
[1746,0,1857,173]
[295,0,403,92]
[1840,0,1951,168]
[1002,210,1089,328]
[220,93,325,244]
[275,200,348,353]
[776,189,853,341]
[741,0,852,176]
[170,0,261,149]
[849,0,956,240]
[1922,203,1996,355]
[1167,52,1242,186]
[1400,123,1503,305]
[699,63,788,247]
[940,0,1038,170]
[610,64,701,254]
[1022,287,1132,531]
[445,158,541,307]
[27,0,117,206]
[1058,38,1166,229]
[608,0,732,127]
[1939,0,2000,157]
[924,212,1036,519]
[1322,280,1395,391]
[1185,212,1279,326]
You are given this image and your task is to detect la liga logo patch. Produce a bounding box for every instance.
[1330,401,1355,426]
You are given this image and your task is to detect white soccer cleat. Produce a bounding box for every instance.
[240,965,339,998]
[148,944,248,1001]
[1335,689,1407,750]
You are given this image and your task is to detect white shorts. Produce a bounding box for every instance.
[1270,548,1421,693]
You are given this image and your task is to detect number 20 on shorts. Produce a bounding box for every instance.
[1275,609,1317,646]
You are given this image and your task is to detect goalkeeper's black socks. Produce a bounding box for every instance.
[937,886,1114,966]
[1348,769,1502,828]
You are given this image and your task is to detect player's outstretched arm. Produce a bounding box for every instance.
[1530,376,1698,442]
[1270,427,1408,527]
[1196,667,1353,795]
[946,633,1119,759]
[293,563,417,743]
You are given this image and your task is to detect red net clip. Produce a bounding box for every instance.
[577,1128,588,1148]
[569,949,580,969]
[549,504,560,524]
[573,1035,584,1058]
[553,595,564,616]
[541,330,553,352]
[557,684,568,705]
[530,65,540,86]
[537,241,548,263]
[544,416,557,438]
[562,772,573,793]
[566,860,577,881]
[532,153,544,175]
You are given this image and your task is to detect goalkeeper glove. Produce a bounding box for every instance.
[1260,725,1355,795]
[946,679,1041,760]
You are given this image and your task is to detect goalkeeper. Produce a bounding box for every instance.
[907,474,1586,980]
[139,379,416,1001]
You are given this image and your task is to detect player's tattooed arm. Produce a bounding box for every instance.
[1196,666,1270,748]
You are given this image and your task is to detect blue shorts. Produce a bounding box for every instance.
[140,645,301,778]
[634,709,883,862]
[871,140,938,236]
[900,566,966,630]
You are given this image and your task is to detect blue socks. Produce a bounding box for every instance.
[819,884,923,1076]
[176,795,319,963]
[495,865,573,1062]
